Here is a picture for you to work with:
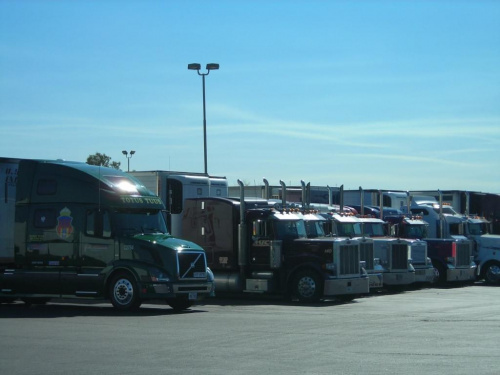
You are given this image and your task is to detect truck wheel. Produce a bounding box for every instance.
[166,299,192,312]
[292,270,322,303]
[483,262,500,284]
[109,273,141,311]
[432,261,446,284]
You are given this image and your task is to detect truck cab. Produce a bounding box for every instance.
[385,215,437,284]
[320,212,383,290]
[181,197,369,302]
[464,216,500,284]
[0,158,215,310]
[398,199,477,284]
[360,217,416,287]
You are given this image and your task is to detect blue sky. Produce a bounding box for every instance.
[1,0,499,193]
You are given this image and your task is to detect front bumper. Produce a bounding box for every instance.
[323,276,370,296]
[141,280,215,301]
[446,267,477,282]
[368,272,384,289]
[383,271,415,286]
[414,266,438,283]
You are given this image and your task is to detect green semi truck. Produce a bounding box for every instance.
[0,158,214,311]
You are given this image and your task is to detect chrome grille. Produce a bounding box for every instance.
[177,251,207,280]
[359,242,374,271]
[456,242,471,267]
[391,243,408,270]
[339,244,359,276]
[410,243,427,264]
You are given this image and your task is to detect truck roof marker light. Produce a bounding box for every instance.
[115,180,139,194]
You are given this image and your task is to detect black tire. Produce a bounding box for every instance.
[109,272,141,311]
[483,262,500,285]
[432,261,447,284]
[166,299,192,312]
[292,269,323,303]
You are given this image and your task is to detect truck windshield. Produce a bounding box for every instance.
[405,224,427,239]
[467,222,488,235]
[336,223,362,237]
[113,209,168,236]
[274,219,307,240]
[363,223,385,237]
[433,206,459,215]
[304,220,326,238]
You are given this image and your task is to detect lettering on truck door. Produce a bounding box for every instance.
[250,219,274,266]
[72,208,116,296]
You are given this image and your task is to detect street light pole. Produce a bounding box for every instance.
[122,150,135,172]
[202,73,207,175]
[188,63,219,175]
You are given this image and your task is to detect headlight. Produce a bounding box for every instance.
[207,267,215,282]
[207,267,216,295]
[470,256,476,266]
[325,263,336,271]
[149,268,170,282]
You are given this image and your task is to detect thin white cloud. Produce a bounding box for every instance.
[208,106,500,149]
[335,152,477,168]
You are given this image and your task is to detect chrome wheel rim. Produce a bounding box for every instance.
[297,276,316,299]
[486,265,500,283]
[113,278,134,305]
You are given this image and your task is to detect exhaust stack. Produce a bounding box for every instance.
[263,178,270,199]
[237,179,247,268]
[280,180,287,209]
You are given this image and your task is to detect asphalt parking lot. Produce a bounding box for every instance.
[1,283,498,375]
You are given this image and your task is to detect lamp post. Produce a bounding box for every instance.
[188,63,219,175]
[122,150,135,172]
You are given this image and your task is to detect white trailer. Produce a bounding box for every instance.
[129,171,228,236]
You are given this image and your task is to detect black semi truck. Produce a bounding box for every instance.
[181,194,369,302]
